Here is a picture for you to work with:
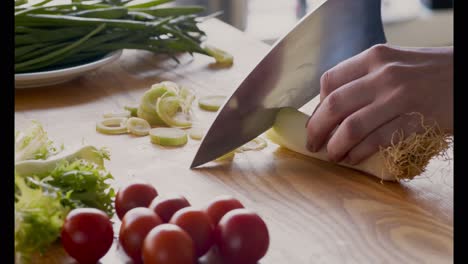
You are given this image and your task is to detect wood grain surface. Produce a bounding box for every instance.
[15,19,453,264]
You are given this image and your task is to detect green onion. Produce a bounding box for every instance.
[14,0,226,73]
[15,24,106,72]
[203,44,234,65]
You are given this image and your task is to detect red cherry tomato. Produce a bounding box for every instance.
[170,207,215,257]
[149,195,190,223]
[61,208,113,264]
[115,182,158,219]
[204,195,244,225]
[119,207,163,263]
[215,209,269,264]
[142,224,195,264]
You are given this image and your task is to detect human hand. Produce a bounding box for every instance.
[306,44,453,165]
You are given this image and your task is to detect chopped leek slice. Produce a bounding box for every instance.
[96,117,128,135]
[198,96,226,112]
[215,151,236,161]
[179,87,196,113]
[149,128,188,147]
[126,117,151,136]
[189,127,205,140]
[138,82,179,126]
[124,105,139,117]
[156,96,192,128]
[237,137,268,152]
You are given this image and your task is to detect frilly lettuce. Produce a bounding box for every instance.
[15,121,61,162]
[14,122,115,260]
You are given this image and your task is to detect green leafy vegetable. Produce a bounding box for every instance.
[43,158,115,214]
[14,123,115,259]
[15,174,69,260]
[14,0,225,73]
[15,121,61,162]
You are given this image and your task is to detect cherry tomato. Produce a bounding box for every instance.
[215,209,269,264]
[61,208,113,264]
[142,224,195,264]
[115,182,158,219]
[149,195,190,223]
[204,195,244,225]
[170,207,215,257]
[119,207,163,263]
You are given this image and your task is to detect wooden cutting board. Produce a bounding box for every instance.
[15,19,453,263]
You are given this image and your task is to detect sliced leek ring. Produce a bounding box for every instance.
[198,96,226,112]
[138,83,179,125]
[149,127,188,146]
[124,105,139,117]
[96,117,128,135]
[179,87,196,113]
[158,81,180,94]
[156,96,192,128]
[189,127,205,140]
[215,151,236,161]
[180,86,196,101]
[127,117,151,136]
[237,137,268,152]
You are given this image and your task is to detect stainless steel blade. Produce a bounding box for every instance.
[191,0,386,168]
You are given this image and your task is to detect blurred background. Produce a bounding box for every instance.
[176,0,453,47]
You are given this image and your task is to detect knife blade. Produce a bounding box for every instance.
[191,0,386,168]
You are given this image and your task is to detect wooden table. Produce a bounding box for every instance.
[15,19,453,264]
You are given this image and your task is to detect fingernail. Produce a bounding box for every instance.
[330,154,344,163]
[307,142,318,152]
[343,156,357,165]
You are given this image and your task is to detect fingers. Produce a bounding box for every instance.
[324,87,409,162]
[319,44,405,101]
[319,51,370,101]
[308,44,395,151]
[342,113,425,165]
[306,74,375,152]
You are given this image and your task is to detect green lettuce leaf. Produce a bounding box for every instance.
[14,145,115,259]
[15,121,61,162]
[14,174,69,260]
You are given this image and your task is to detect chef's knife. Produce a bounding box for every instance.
[191,0,386,168]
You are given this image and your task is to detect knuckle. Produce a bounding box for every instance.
[324,91,342,116]
[367,43,392,64]
[342,116,364,142]
[379,63,405,84]
[383,63,402,74]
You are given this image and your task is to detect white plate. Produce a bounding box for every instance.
[15,50,123,89]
